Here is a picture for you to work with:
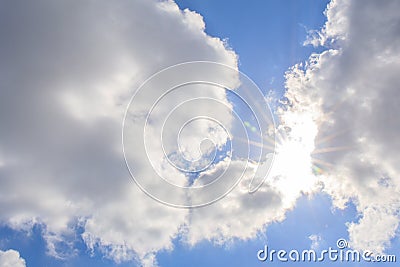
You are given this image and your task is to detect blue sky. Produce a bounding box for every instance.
[1,0,399,266]
[175,0,329,96]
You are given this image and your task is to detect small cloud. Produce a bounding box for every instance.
[269,76,275,85]
[309,234,322,250]
[0,249,26,267]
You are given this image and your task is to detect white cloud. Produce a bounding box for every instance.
[186,160,284,245]
[284,0,400,254]
[185,119,318,246]
[309,234,322,250]
[0,0,317,260]
[0,250,26,267]
[3,0,398,264]
[0,0,238,265]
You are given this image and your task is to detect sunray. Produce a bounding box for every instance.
[315,129,349,145]
[318,95,351,123]
[274,128,288,146]
[263,135,277,147]
[235,137,275,151]
[311,145,353,155]
[241,118,277,147]
[311,157,334,168]
[236,120,278,148]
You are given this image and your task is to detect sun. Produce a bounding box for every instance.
[270,124,318,197]
[237,107,349,200]
[267,109,352,199]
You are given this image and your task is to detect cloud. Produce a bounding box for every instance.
[283,0,400,254]
[0,0,318,262]
[185,160,284,245]
[3,0,398,264]
[0,250,26,267]
[183,109,321,246]
[0,0,238,265]
[309,234,322,250]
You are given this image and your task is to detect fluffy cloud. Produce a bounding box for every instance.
[0,0,322,264]
[3,0,398,264]
[309,234,323,250]
[185,113,318,245]
[0,0,328,264]
[0,250,26,267]
[0,0,238,265]
[284,0,400,253]
[185,159,310,246]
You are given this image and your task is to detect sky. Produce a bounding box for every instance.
[0,0,399,267]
